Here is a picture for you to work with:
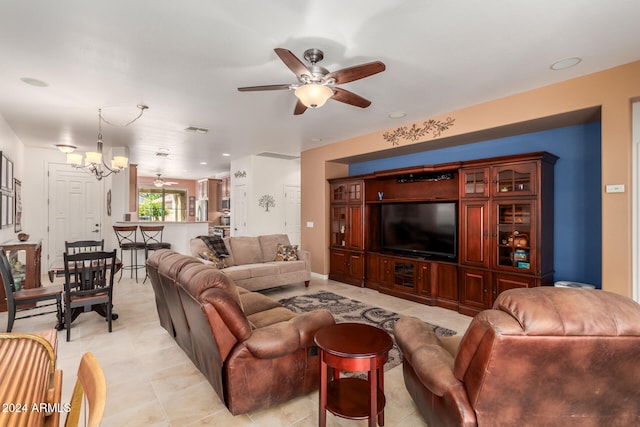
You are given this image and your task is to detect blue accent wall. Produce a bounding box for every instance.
[349,123,602,287]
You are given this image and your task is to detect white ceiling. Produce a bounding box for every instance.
[1,1,639,179]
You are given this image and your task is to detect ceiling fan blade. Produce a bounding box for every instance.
[274,48,310,79]
[237,84,292,92]
[326,61,386,84]
[331,87,371,108]
[293,99,307,115]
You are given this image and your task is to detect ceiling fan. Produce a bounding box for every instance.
[238,48,386,115]
[153,174,178,188]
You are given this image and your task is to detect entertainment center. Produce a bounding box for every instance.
[329,151,558,316]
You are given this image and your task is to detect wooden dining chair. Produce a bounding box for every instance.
[0,249,63,332]
[64,352,107,427]
[63,250,117,342]
[65,239,105,254]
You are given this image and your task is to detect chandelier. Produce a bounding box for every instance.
[64,105,148,180]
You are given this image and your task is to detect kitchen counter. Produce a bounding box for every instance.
[115,221,209,255]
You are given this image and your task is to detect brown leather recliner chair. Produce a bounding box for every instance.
[146,250,335,415]
[394,287,640,427]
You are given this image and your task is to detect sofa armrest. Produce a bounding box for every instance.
[395,315,463,397]
[296,249,311,269]
[410,345,460,397]
[291,309,335,347]
[243,309,335,358]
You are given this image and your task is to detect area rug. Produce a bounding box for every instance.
[278,291,456,372]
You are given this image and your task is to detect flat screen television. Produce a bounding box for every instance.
[381,202,457,259]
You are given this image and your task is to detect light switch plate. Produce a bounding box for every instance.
[306,221,314,228]
[605,184,625,193]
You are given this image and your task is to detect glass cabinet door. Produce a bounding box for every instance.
[331,206,346,247]
[461,168,489,197]
[348,181,362,202]
[331,183,348,203]
[492,162,537,196]
[494,201,535,271]
[393,262,415,290]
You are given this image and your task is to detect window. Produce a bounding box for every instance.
[138,187,187,221]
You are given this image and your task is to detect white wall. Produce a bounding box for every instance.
[0,114,24,244]
[230,155,300,237]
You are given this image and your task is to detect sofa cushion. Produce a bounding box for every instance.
[229,236,262,265]
[247,307,297,328]
[240,292,282,316]
[247,263,279,278]
[221,266,252,281]
[275,260,306,274]
[199,250,227,269]
[258,234,291,263]
[274,244,298,261]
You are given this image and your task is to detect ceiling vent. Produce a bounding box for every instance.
[256,152,300,160]
[185,126,209,134]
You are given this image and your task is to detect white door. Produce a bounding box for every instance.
[233,183,247,236]
[284,185,301,246]
[48,163,103,268]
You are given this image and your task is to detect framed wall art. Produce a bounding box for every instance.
[14,178,22,232]
[0,152,13,191]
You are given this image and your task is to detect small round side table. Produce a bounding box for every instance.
[314,322,393,427]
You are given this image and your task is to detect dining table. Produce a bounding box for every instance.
[0,329,63,427]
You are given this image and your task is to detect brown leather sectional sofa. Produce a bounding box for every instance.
[146,249,335,415]
[394,287,640,427]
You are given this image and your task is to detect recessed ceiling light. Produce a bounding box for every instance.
[550,57,582,71]
[20,77,49,87]
[200,162,207,165]
[388,111,406,119]
[222,153,231,157]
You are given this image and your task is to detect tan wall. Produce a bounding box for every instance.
[301,60,640,298]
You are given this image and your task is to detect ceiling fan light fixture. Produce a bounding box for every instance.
[295,84,333,108]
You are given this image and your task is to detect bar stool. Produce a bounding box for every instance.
[112,225,145,283]
[139,225,171,283]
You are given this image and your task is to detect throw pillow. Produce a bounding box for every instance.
[199,250,227,269]
[274,244,298,261]
[197,235,230,259]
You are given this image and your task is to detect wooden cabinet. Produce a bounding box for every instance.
[458,152,557,315]
[1,240,42,312]
[330,249,364,286]
[329,179,365,287]
[330,152,556,316]
[368,253,453,306]
[458,267,492,314]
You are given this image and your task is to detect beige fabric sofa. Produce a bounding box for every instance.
[190,234,310,291]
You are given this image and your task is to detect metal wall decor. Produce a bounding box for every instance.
[234,170,247,178]
[383,117,456,146]
[258,194,275,212]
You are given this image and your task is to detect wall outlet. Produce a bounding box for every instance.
[306,221,314,228]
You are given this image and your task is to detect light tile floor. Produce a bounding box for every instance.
[1,274,472,426]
